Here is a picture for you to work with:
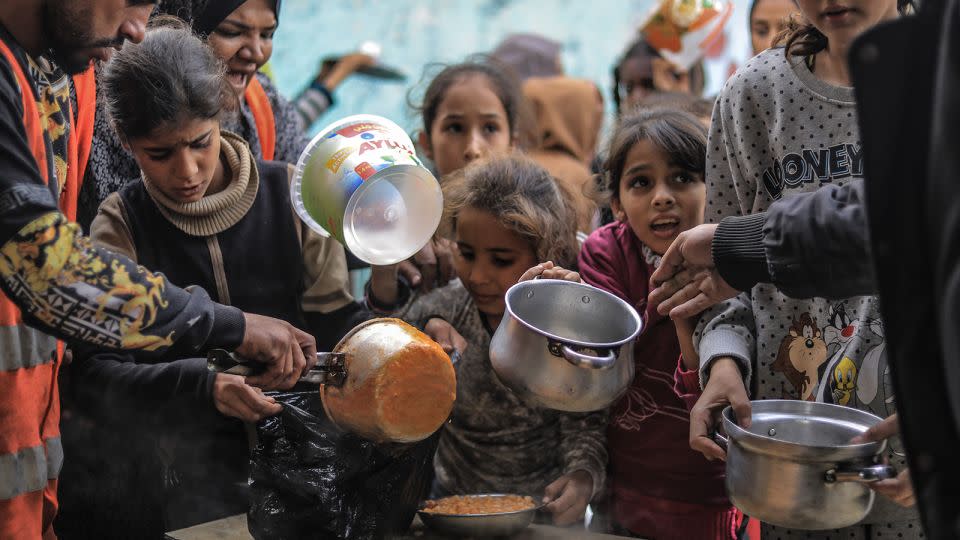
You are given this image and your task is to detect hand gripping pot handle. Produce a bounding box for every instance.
[712,431,729,450]
[550,341,618,370]
[825,464,897,484]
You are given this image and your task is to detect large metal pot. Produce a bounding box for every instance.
[718,400,896,530]
[489,279,642,412]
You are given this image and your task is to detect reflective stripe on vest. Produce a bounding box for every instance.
[0,39,65,520]
[0,324,56,372]
[0,438,62,501]
[244,76,276,161]
[0,42,94,370]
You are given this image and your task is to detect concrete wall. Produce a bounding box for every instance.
[270,0,753,139]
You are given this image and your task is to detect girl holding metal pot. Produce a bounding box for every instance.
[688,0,920,537]
[367,155,607,527]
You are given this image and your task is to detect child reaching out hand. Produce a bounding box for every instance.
[368,155,606,527]
[578,108,741,539]
[518,261,581,283]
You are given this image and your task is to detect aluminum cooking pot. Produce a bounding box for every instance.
[489,279,642,412]
[717,400,896,530]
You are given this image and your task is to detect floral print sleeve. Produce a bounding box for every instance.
[0,211,244,353]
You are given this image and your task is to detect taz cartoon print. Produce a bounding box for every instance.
[772,313,828,400]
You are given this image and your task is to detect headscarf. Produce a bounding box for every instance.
[156,0,281,36]
[523,77,603,166]
[522,77,604,232]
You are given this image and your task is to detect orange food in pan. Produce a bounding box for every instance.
[422,495,536,515]
[321,319,457,443]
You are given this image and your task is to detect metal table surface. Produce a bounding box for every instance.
[165,513,635,540]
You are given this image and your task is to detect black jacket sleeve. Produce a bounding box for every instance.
[713,180,877,299]
[67,346,216,426]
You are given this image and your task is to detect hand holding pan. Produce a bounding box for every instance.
[208,318,457,444]
[208,348,347,386]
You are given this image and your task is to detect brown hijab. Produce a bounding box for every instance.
[522,77,604,232]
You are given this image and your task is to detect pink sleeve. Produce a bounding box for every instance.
[578,231,631,304]
[674,356,703,411]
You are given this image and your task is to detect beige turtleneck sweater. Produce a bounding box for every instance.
[90,131,353,314]
[142,131,260,238]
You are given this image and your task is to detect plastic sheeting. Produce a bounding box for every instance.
[248,389,440,539]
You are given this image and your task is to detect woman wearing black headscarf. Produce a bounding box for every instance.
[189,0,307,164]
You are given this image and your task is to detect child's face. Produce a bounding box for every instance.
[454,206,537,318]
[420,75,514,177]
[127,117,222,204]
[794,1,898,50]
[612,139,706,255]
[751,0,798,55]
[618,56,656,111]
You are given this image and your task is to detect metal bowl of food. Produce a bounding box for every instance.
[418,494,541,537]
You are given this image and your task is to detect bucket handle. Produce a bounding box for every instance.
[551,342,618,370]
[825,464,897,484]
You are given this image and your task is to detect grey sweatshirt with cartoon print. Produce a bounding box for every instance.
[694,48,917,527]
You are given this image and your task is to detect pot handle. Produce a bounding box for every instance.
[825,464,897,484]
[559,345,617,370]
[712,431,729,451]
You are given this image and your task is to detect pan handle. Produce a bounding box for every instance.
[712,431,729,451]
[825,464,897,484]
[207,348,255,376]
[208,349,346,386]
[559,345,617,370]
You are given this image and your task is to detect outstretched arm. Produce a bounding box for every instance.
[650,181,876,318]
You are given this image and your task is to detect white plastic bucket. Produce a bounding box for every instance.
[291,114,443,265]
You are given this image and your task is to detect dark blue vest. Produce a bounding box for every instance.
[117,160,306,327]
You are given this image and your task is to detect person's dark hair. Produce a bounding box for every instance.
[413,57,524,143]
[597,108,708,205]
[779,0,914,56]
[441,154,580,269]
[612,38,707,114]
[102,17,235,140]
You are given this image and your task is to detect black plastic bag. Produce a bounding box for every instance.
[248,389,439,540]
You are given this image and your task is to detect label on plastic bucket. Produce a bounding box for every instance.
[292,114,443,265]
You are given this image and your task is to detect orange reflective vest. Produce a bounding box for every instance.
[244,76,276,161]
[0,38,95,540]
